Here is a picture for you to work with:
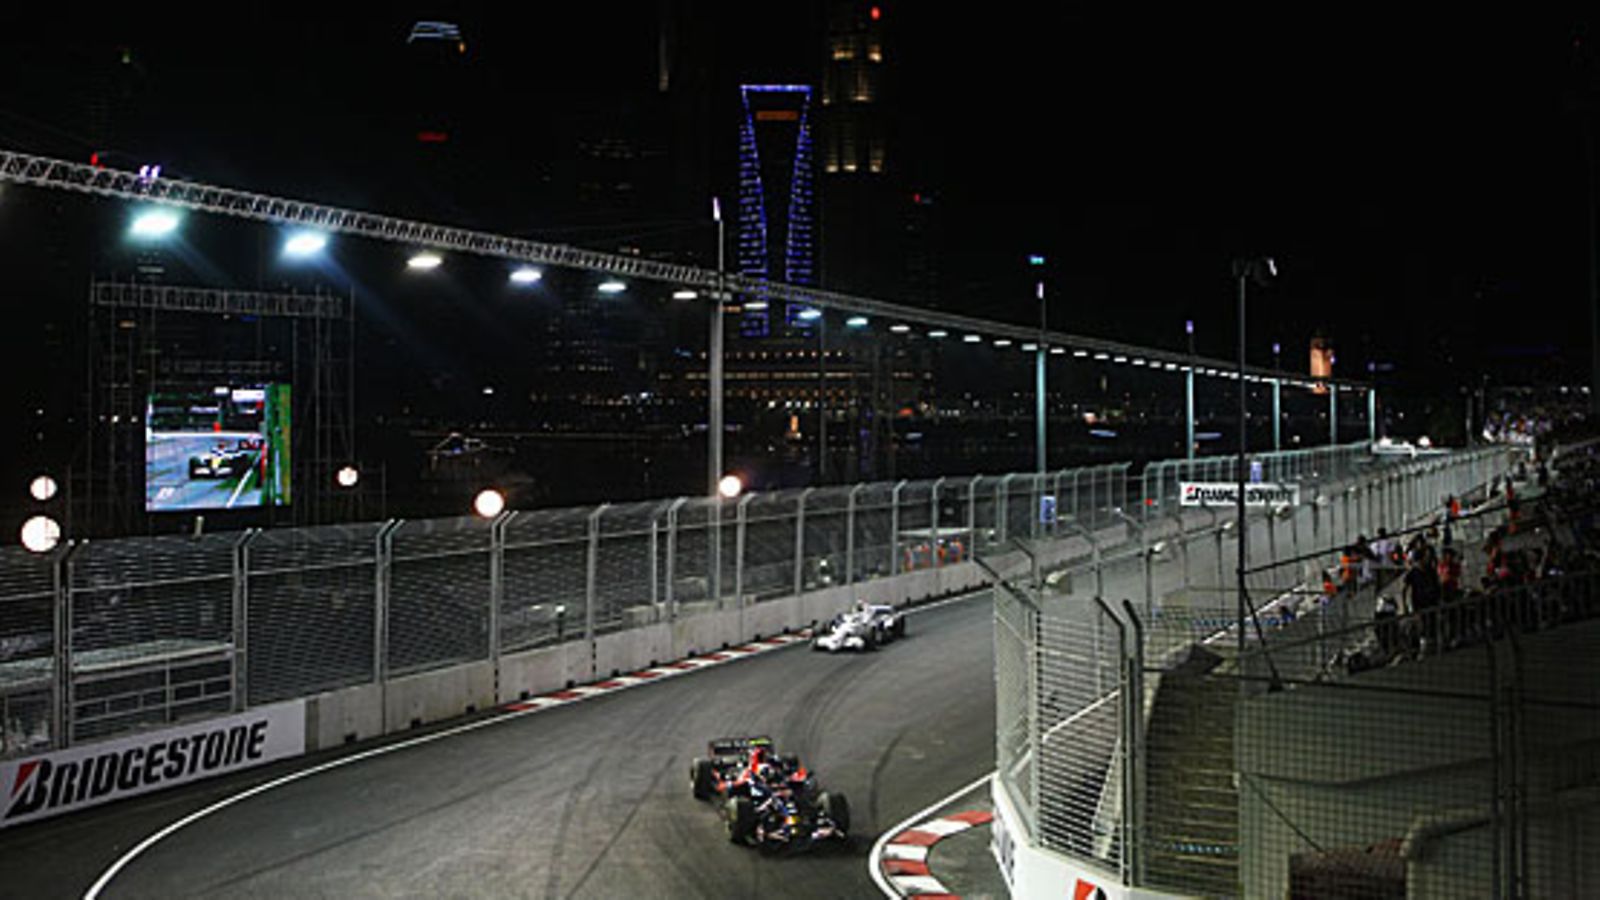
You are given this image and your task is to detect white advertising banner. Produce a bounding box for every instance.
[1180,482,1300,508]
[0,700,305,828]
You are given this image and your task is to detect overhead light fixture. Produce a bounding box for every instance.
[407,252,443,270]
[890,324,911,334]
[1094,353,1110,361]
[744,300,769,311]
[964,334,982,343]
[509,266,543,285]
[129,209,180,238]
[598,280,627,294]
[798,308,823,321]
[1113,355,1128,364]
[928,330,948,339]
[673,289,699,300]
[1073,350,1089,358]
[846,316,868,328]
[1050,347,1066,355]
[283,231,328,257]
[994,339,1013,348]
[1022,343,1038,351]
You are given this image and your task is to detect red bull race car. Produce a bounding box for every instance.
[689,735,850,851]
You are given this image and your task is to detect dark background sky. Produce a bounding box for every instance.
[1,6,1596,379]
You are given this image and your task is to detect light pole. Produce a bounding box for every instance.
[1185,320,1196,461]
[1032,255,1047,476]
[710,197,726,606]
[1272,342,1282,451]
[1233,256,1276,661]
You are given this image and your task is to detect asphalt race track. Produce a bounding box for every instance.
[0,594,997,899]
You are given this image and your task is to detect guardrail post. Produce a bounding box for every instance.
[1121,599,1147,887]
[736,493,753,631]
[376,519,401,733]
[585,505,608,663]
[891,480,907,575]
[847,483,864,592]
[665,498,686,621]
[648,514,659,620]
[1092,596,1132,883]
[233,529,260,712]
[931,478,945,567]
[969,476,983,549]
[1118,463,1131,515]
[54,542,81,749]
[998,474,1015,544]
[490,512,513,670]
[794,488,813,596]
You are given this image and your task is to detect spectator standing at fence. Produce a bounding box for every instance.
[1405,543,1441,655]
[1371,528,1398,579]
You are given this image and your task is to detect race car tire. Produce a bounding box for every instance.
[893,617,906,639]
[726,796,756,845]
[819,791,851,835]
[690,757,715,800]
[188,460,202,478]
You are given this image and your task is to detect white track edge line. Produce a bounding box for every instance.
[869,771,994,899]
[86,587,990,899]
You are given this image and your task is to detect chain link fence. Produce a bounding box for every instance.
[1,454,1151,758]
[992,445,1523,898]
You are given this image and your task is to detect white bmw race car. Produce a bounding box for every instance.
[811,602,906,652]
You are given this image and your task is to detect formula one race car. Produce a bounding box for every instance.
[810,600,906,652]
[188,445,253,479]
[689,735,850,851]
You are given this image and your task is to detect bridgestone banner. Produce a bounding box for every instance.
[1180,482,1300,507]
[0,701,305,828]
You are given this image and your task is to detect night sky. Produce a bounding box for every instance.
[1,8,1596,417]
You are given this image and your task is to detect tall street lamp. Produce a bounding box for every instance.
[1031,254,1047,475]
[1233,255,1276,660]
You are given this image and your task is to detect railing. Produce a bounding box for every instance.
[1,461,1140,757]
[993,445,1518,895]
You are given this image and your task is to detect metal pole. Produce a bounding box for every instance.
[931,478,945,568]
[1330,385,1338,446]
[490,512,512,671]
[585,505,607,660]
[1037,279,1047,475]
[1368,387,1377,443]
[665,498,686,619]
[1186,321,1196,461]
[794,488,813,596]
[233,530,257,712]
[376,520,400,732]
[998,474,1016,544]
[890,480,906,574]
[846,483,863,590]
[1272,378,1282,451]
[710,198,725,495]
[1237,272,1248,664]
[736,494,753,631]
[968,475,982,551]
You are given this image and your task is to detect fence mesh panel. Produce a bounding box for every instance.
[994,583,1036,830]
[246,524,382,705]
[501,508,590,652]
[1,548,58,757]
[388,517,492,676]
[594,502,660,634]
[744,492,800,601]
[802,488,850,591]
[851,483,896,583]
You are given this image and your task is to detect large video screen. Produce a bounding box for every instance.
[145,384,291,512]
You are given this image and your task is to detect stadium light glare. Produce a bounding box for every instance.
[20,516,60,554]
[283,232,328,257]
[29,475,58,502]
[336,467,360,488]
[129,209,180,238]
[473,489,506,518]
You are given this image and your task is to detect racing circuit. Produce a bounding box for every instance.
[0,594,995,898]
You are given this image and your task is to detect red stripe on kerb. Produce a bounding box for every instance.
[907,894,960,900]
[946,810,994,826]
[546,690,585,701]
[593,680,627,690]
[883,859,930,876]
[700,653,731,661]
[632,670,664,679]
[659,662,697,670]
[889,830,942,847]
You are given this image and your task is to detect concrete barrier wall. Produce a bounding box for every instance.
[385,661,496,732]
[497,641,593,704]
[305,683,384,752]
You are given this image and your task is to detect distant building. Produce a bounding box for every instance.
[737,84,819,338]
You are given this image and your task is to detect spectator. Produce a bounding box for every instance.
[1404,542,1442,655]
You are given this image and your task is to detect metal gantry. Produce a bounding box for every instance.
[0,147,1374,390]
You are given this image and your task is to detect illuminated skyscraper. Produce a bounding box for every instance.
[737,84,818,338]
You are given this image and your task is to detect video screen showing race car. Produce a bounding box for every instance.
[145,384,291,512]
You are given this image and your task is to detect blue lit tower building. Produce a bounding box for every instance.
[736,84,818,338]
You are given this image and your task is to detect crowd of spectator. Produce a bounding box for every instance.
[1335,449,1600,673]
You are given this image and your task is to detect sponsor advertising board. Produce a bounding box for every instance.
[1180,481,1300,508]
[1,701,305,828]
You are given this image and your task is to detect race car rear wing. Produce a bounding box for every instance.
[708,735,773,757]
